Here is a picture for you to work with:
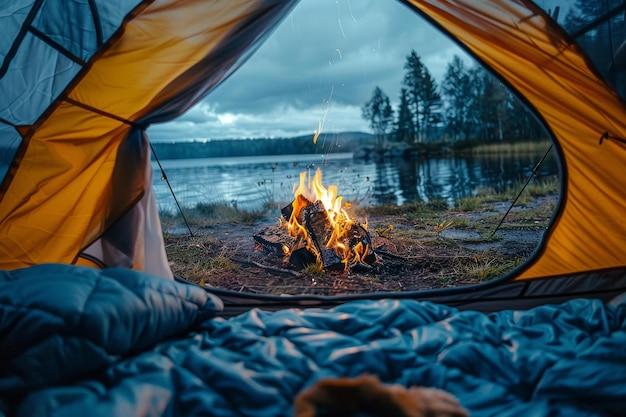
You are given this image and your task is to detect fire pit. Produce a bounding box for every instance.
[254,168,378,272]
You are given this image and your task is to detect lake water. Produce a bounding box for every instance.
[152,151,559,214]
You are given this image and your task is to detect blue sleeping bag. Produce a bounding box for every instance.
[1,264,625,416]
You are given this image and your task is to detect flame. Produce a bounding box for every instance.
[283,168,369,271]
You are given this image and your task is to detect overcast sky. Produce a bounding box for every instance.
[147,0,474,142]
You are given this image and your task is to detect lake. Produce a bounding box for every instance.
[152,151,559,214]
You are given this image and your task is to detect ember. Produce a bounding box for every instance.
[254,168,378,272]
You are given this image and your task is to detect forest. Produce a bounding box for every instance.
[360,53,546,150]
[362,0,626,149]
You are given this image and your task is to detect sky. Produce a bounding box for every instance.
[147,0,474,142]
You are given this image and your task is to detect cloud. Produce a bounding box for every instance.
[149,0,472,142]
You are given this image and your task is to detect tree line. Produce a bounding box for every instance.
[151,132,373,160]
[362,0,626,149]
[361,51,546,150]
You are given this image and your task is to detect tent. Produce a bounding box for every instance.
[1,0,625,312]
[0,0,297,279]
[2,2,626,416]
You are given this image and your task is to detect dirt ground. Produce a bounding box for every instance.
[164,195,556,296]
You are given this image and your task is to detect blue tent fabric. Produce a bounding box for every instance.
[1,265,626,417]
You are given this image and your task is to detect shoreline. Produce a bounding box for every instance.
[163,192,558,295]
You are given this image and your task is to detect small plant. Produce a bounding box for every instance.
[434,220,453,236]
[374,224,394,237]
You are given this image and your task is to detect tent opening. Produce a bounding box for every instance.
[149,0,562,297]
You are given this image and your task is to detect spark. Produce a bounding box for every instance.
[338,18,346,38]
[313,86,334,144]
[348,0,356,23]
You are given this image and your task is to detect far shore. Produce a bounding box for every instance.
[151,134,553,162]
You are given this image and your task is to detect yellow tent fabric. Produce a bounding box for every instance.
[0,0,296,276]
[405,0,626,280]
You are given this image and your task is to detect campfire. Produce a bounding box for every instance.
[254,168,378,272]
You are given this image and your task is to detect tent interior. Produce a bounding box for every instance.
[2,1,626,416]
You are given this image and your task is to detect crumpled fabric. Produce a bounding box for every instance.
[2,265,625,417]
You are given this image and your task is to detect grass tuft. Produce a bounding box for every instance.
[161,201,268,230]
[453,251,522,282]
[164,234,239,283]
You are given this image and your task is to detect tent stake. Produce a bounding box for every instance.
[149,143,194,237]
[490,144,553,238]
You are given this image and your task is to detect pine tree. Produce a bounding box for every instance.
[403,50,424,141]
[361,86,394,150]
[466,67,491,141]
[441,55,473,141]
[395,88,415,144]
[402,50,441,142]
[508,93,545,140]
[421,70,442,142]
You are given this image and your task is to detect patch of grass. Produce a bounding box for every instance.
[465,140,553,155]
[449,217,474,229]
[261,197,283,212]
[421,237,459,248]
[494,202,555,226]
[395,228,433,241]
[161,201,268,230]
[406,199,444,213]
[463,234,501,244]
[159,211,181,230]
[452,176,558,213]
[426,197,450,211]
[454,193,492,213]
[193,202,265,225]
[164,233,239,284]
[358,198,451,221]
[526,177,560,197]
[355,275,381,285]
[453,251,521,282]
[358,199,431,217]
[455,196,484,212]
[208,253,240,271]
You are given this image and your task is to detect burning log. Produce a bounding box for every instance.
[297,199,343,271]
[254,168,378,272]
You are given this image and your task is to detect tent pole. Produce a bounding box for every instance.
[149,143,194,237]
[490,145,553,238]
